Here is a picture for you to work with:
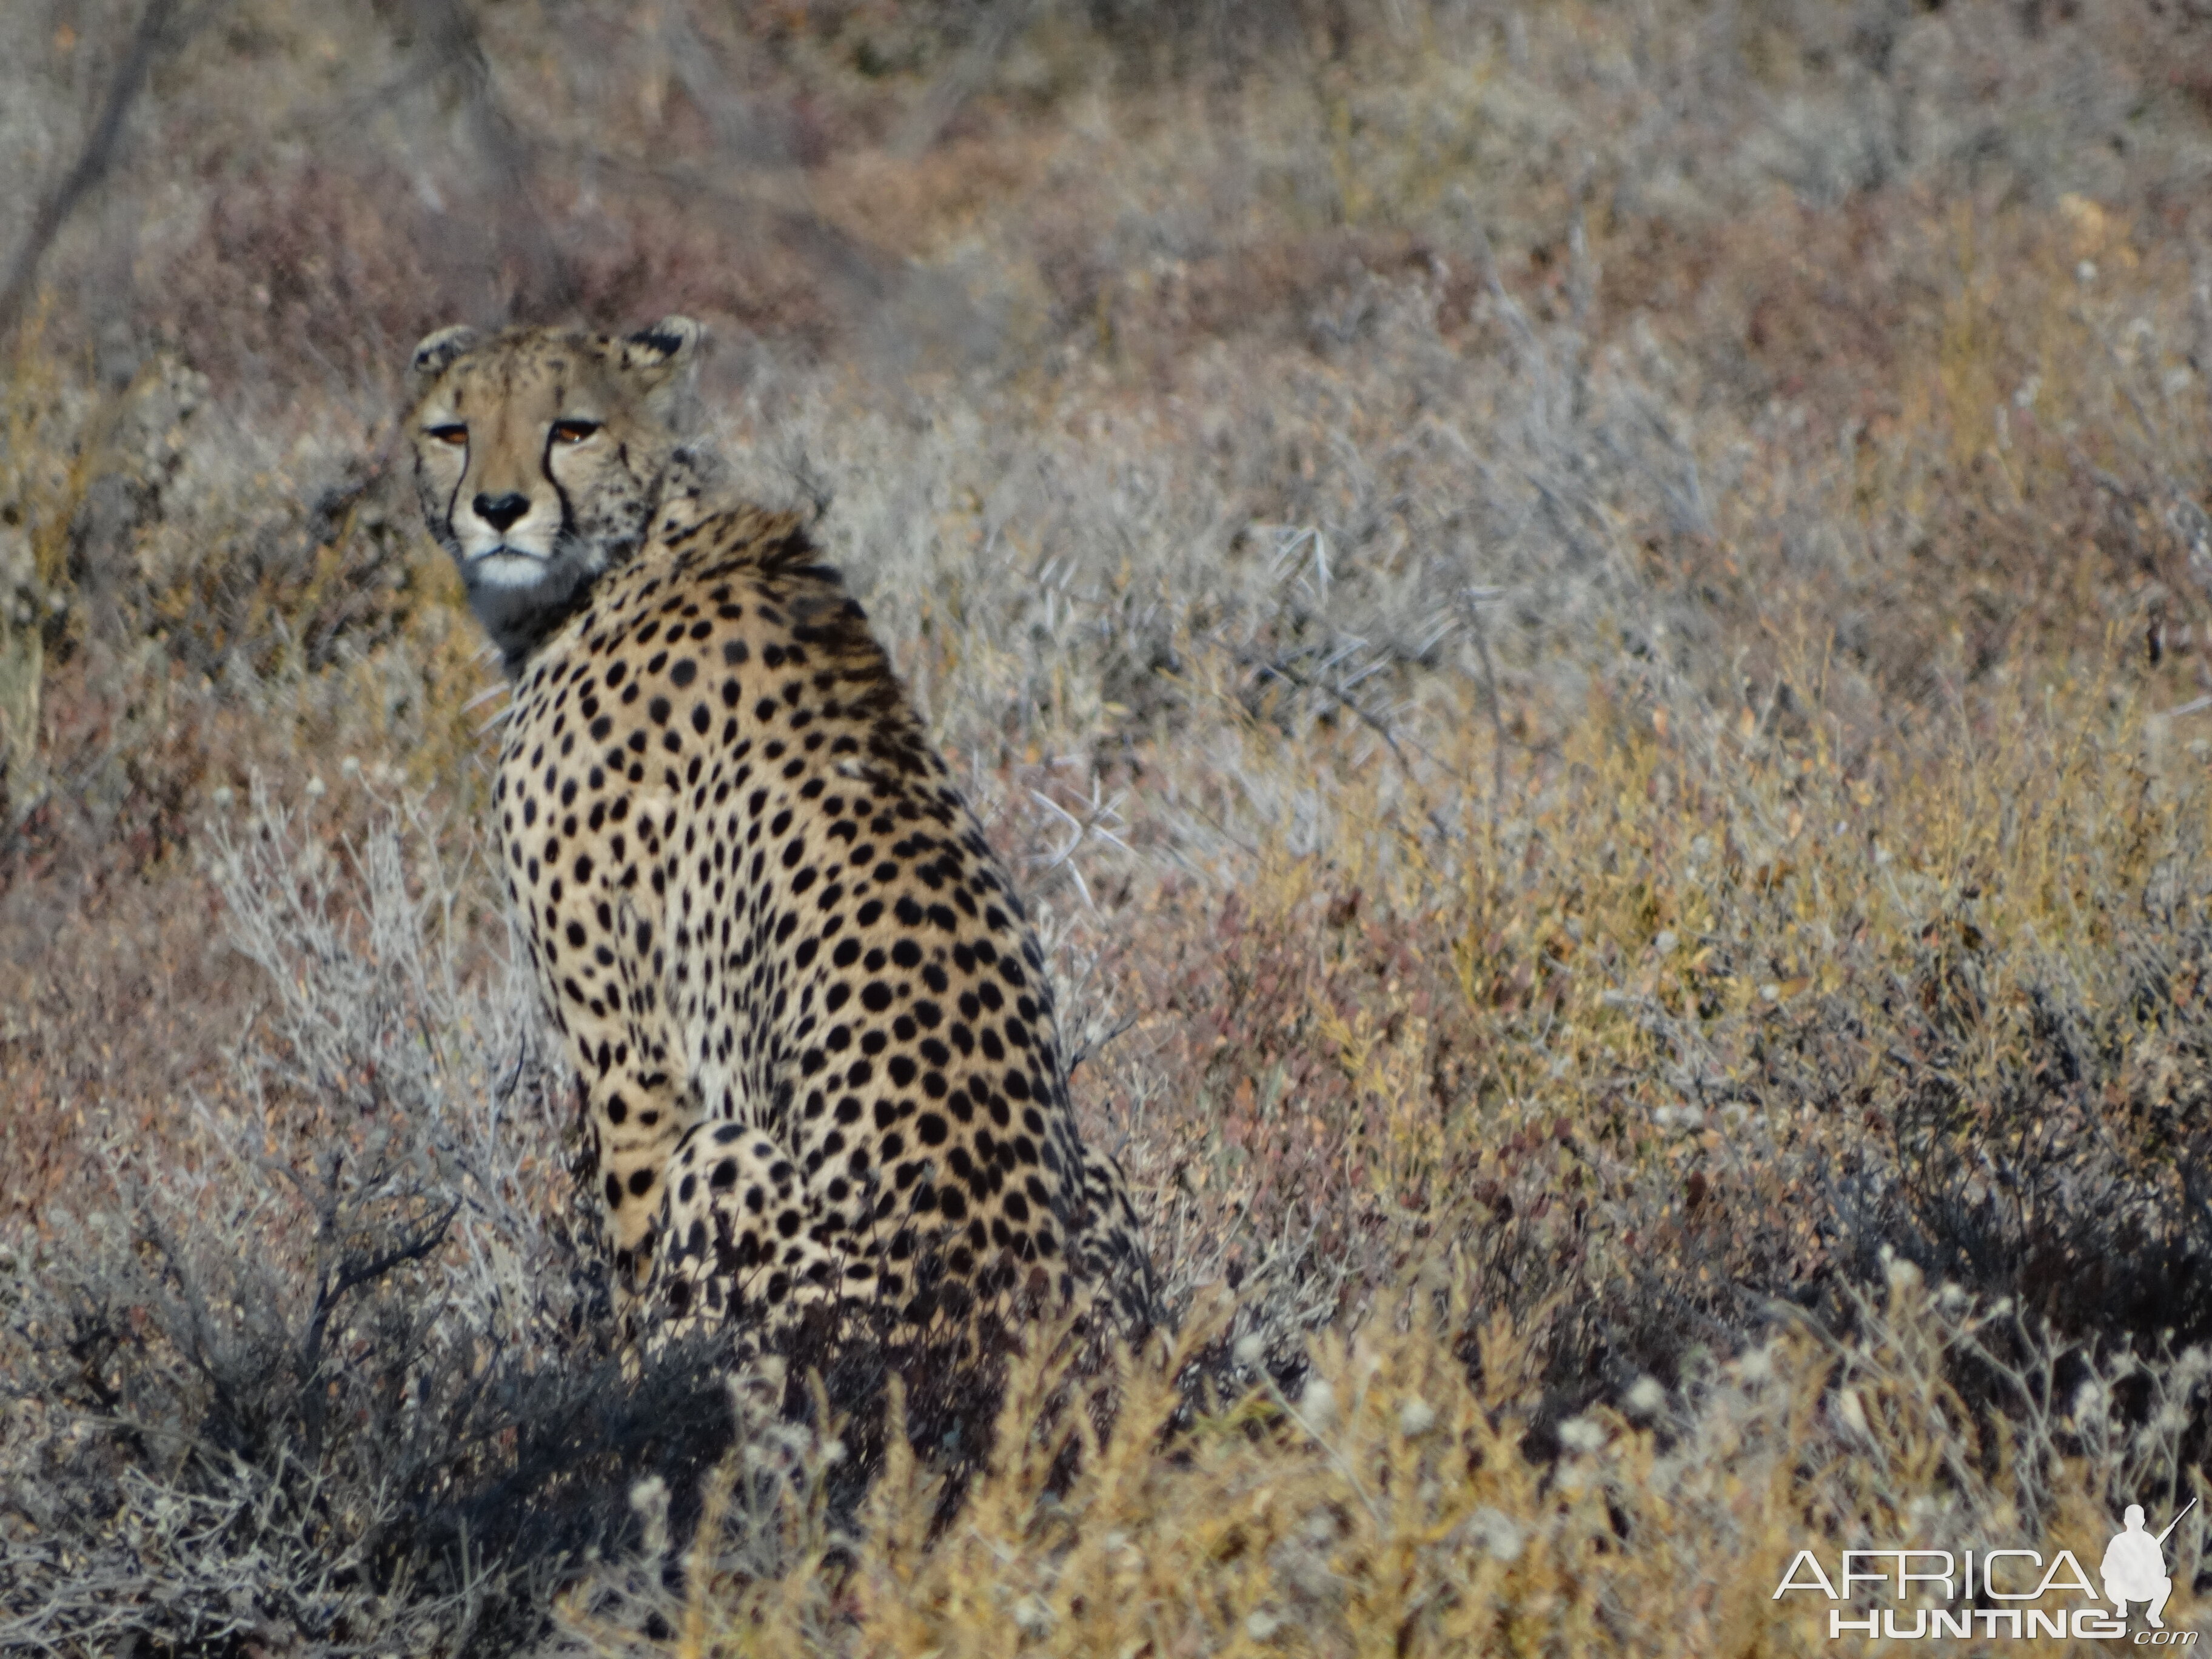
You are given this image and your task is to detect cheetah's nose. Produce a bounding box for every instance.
[474,492,530,533]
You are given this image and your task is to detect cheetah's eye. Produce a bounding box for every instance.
[426,423,468,447]
[551,419,602,446]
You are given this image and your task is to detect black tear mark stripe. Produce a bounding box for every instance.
[538,398,578,540]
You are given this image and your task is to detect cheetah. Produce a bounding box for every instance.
[407,318,1156,1364]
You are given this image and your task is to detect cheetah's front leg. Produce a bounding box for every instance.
[533,888,700,1336]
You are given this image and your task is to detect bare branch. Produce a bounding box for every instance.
[0,0,192,342]
[893,0,1045,158]
[405,0,578,318]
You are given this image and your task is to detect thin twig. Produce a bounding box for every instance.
[1465,590,1509,851]
[1230,646,1420,777]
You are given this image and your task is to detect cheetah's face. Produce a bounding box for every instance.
[406,318,702,671]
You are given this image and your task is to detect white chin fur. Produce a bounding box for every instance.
[466,549,552,589]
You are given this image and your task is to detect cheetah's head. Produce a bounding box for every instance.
[406,318,703,672]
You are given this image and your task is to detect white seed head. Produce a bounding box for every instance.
[1471,1506,1524,1563]
[1398,1398,1438,1438]
[1558,1415,1604,1455]
[1299,1378,1338,1431]
[1883,1250,1923,1297]
[629,1475,671,1557]
[1833,1387,1869,1439]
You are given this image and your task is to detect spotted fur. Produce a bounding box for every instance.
[409,321,1157,1356]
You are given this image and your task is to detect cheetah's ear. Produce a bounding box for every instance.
[617,316,705,424]
[617,316,704,384]
[409,324,481,384]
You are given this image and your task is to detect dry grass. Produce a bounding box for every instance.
[568,1265,2212,1657]
[6,0,2212,1652]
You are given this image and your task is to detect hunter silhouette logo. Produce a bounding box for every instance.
[2103,1500,2194,1631]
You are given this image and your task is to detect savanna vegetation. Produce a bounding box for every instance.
[6,0,2212,1652]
